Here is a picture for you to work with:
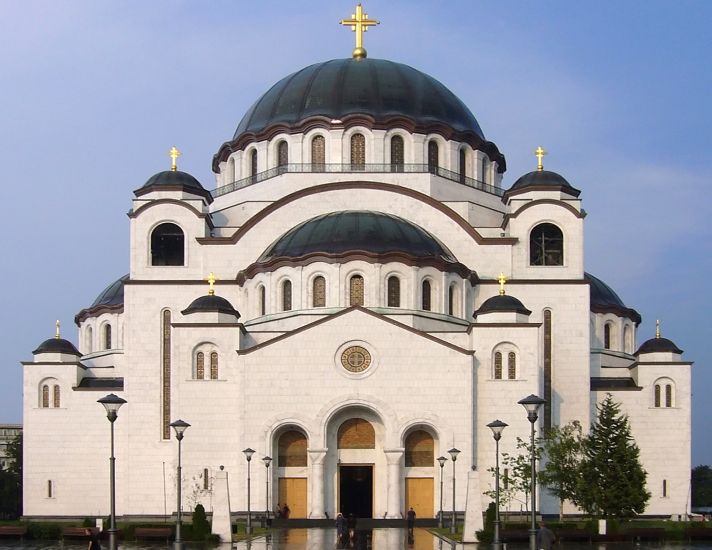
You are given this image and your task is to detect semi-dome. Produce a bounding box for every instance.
[134,170,213,203]
[75,274,128,325]
[474,294,531,318]
[585,272,641,324]
[260,211,456,262]
[505,169,581,198]
[635,336,683,356]
[33,337,81,356]
[215,58,505,170]
[182,294,241,318]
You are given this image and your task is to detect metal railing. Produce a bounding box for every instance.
[212,163,504,197]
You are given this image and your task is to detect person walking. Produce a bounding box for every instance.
[406,506,416,535]
[536,521,556,550]
[335,513,347,545]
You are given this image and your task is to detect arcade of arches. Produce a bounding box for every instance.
[274,418,437,518]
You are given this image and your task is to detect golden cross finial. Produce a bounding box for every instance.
[656,319,661,338]
[340,3,379,59]
[535,146,547,171]
[207,272,216,296]
[169,146,181,172]
[55,320,61,339]
[497,273,507,296]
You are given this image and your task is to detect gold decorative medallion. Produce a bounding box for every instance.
[341,346,372,373]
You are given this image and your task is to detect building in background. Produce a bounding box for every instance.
[0,424,22,471]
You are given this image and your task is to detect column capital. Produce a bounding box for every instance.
[383,448,405,465]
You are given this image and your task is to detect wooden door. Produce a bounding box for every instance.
[278,477,307,518]
[405,477,434,518]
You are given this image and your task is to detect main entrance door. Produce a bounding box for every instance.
[405,477,434,518]
[339,465,373,518]
[278,477,307,518]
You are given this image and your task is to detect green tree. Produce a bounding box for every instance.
[538,421,584,520]
[577,394,650,518]
[0,433,22,518]
[692,465,712,507]
[484,436,542,514]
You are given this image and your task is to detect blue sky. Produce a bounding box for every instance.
[0,1,709,465]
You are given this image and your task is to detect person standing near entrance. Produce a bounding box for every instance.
[335,513,347,544]
[406,507,416,534]
[347,513,357,543]
[536,521,556,550]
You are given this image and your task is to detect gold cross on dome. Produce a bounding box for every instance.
[169,146,181,172]
[207,272,216,296]
[55,320,61,339]
[497,273,507,296]
[535,146,547,171]
[656,319,661,338]
[340,3,379,59]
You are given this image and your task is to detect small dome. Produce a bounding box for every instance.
[182,294,241,318]
[134,170,213,203]
[91,274,128,308]
[33,337,81,356]
[505,169,581,198]
[586,272,641,324]
[474,294,531,317]
[635,337,683,356]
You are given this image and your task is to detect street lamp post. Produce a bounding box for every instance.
[437,456,447,529]
[448,448,460,534]
[243,448,255,534]
[98,393,126,550]
[169,420,190,550]
[487,420,508,550]
[262,456,272,527]
[518,395,546,550]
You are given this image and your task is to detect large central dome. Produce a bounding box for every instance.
[233,58,485,142]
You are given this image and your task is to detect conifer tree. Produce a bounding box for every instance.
[577,394,650,518]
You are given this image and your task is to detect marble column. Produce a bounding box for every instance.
[384,448,404,518]
[307,448,328,518]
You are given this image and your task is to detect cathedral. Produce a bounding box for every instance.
[22,5,691,530]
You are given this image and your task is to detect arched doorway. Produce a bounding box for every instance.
[404,429,435,518]
[337,418,375,518]
[277,428,308,518]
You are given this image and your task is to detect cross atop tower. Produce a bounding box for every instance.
[340,3,379,60]
[55,320,61,339]
[535,146,547,171]
[656,319,661,338]
[497,272,507,296]
[207,272,216,296]
[169,146,181,172]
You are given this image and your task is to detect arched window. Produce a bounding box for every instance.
[654,384,661,407]
[508,352,516,379]
[311,135,325,170]
[624,326,632,353]
[41,385,49,408]
[103,324,112,350]
[350,275,364,306]
[259,285,266,316]
[282,280,292,311]
[196,352,205,379]
[391,135,404,172]
[494,352,503,379]
[277,140,288,171]
[250,149,258,178]
[313,276,326,307]
[405,430,434,467]
[530,223,564,266]
[427,140,439,173]
[53,385,61,408]
[151,223,185,266]
[387,276,400,307]
[226,157,236,183]
[350,133,365,169]
[459,149,467,183]
[421,280,431,311]
[337,418,375,449]
[665,384,672,407]
[448,285,455,315]
[210,352,218,380]
[481,157,488,184]
[85,326,93,354]
[604,323,612,350]
[278,430,308,467]
[655,379,674,408]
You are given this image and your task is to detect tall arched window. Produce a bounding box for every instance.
[654,384,661,407]
[337,418,375,449]
[494,352,503,379]
[85,326,93,354]
[481,157,488,184]
[278,430,308,467]
[604,323,612,350]
[282,280,292,311]
[350,133,365,169]
[103,324,112,350]
[665,384,672,407]
[350,275,364,306]
[53,385,60,408]
[507,352,516,379]
[387,276,400,307]
[655,380,674,408]
[259,285,266,316]
[427,140,439,173]
[210,352,218,380]
[421,280,431,311]
[311,135,325,170]
[313,276,326,307]
[530,223,564,266]
[151,223,185,266]
[624,326,632,353]
[391,135,404,172]
[448,285,455,315]
[277,140,288,171]
[226,157,236,183]
[405,430,434,467]
[250,149,258,178]
[41,385,49,408]
[196,352,205,379]
[459,149,467,183]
